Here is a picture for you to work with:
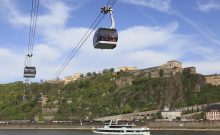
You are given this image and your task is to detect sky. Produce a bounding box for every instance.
[0,0,220,83]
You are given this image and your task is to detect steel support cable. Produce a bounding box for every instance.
[30,0,36,54]
[110,0,117,8]
[55,14,106,77]
[29,0,36,55]
[27,0,35,56]
[55,0,114,76]
[55,13,104,76]
[30,0,39,54]
[26,0,39,67]
[55,0,117,77]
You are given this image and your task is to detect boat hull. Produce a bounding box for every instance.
[92,130,150,135]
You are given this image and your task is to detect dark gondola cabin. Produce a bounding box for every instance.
[24,66,36,78]
[93,28,118,49]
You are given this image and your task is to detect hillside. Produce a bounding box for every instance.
[0,68,220,120]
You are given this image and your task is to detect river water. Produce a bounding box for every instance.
[0,130,219,135]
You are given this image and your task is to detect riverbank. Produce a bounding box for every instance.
[0,127,220,131]
[0,124,92,130]
[147,121,220,129]
[0,122,220,131]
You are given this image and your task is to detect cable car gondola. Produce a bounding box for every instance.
[93,6,118,49]
[93,28,118,49]
[24,66,36,78]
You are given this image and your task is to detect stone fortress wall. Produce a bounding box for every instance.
[204,74,220,86]
[118,60,219,86]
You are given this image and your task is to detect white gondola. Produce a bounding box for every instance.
[24,66,36,78]
[93,6,118,49]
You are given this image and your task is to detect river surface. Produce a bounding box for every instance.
[0,130,219,135]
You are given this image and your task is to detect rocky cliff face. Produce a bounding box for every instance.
[116,69,207,110]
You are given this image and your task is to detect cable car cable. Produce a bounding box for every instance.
[27,0,35,56]
[55,0,117,77]
[55,9,110,76]
[55,0,114,77]
[55,13,103,76]
[55,14,106,77]
[30,0,39,54]
[27,0,39,58]
[24,0,39,79]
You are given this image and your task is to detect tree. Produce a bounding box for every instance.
[109,68,114,73]
[159,69,164,77]
[87,72,92,77]
[40,79,45,83]
[148,72,151,78]
[155,112,162,119]
[92,72,97,77]
[122,104,132,114]
[102,69,109,74]
[56,77,60,81]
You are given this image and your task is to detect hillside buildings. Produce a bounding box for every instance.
[206,104,220,121]
[118,66,138,72]
[64,73,83,84]
[38,93,48,107]
[161,106,181,121]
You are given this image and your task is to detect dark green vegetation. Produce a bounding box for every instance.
[0,69,220,120]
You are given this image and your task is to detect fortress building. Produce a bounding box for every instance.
[139,60,196,78]
[118,66,138,72]
[64,73,83,84]
[117,60,219,86]
[204,74,220,86]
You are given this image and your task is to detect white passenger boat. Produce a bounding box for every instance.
[92,120,150,135]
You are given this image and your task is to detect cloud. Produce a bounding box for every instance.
[185,61,220,75]
[43,27,89,50]
[173,11,220,47]
[117,22,178,51]
[197,0,220,13]
[0,0,78,28]
[120,0,220,49]
[121,0,172,13]
[0,48,24,83]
